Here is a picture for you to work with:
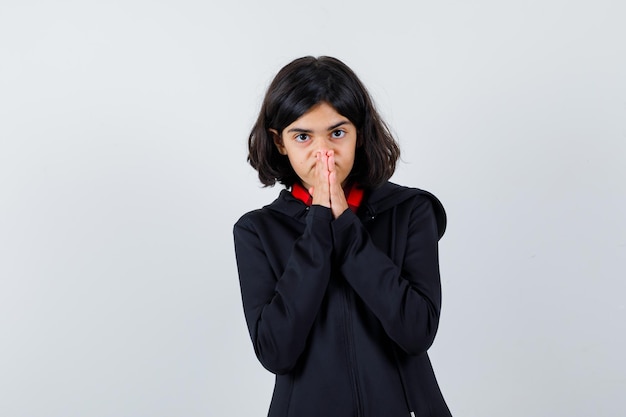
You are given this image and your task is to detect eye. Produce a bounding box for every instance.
[294,133,310,143]
[331,130,346,139]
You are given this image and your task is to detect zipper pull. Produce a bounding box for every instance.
[410,412,415,417]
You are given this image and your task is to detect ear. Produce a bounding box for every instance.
[270,129,287,155]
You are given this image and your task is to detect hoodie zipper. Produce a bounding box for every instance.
[393,340,417,417]
[342,284,363,417]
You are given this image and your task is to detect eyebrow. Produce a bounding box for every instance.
[286,120,350,134]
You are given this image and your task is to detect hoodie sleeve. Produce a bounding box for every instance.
[331,194,444,355]
[233,205,333,374]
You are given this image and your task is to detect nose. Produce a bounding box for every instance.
[315,137,335,153]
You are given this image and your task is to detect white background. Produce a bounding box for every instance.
[1,1,625,416]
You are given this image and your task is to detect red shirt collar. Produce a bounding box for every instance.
[291,182,364,213]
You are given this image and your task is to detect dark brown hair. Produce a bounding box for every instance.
[248,56,400,188]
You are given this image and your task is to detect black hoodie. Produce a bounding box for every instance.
[233,182,452,417]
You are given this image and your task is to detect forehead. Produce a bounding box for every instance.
[287,102,353,128]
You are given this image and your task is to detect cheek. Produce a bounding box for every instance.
[289,155,311,174]
[343,144,357,164]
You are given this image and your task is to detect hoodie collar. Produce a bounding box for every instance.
[290,182,364,213]
[266,182,411,221]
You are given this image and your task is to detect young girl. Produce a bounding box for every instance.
[234,56,452,417]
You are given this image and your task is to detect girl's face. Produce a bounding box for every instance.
[271,102,357,190]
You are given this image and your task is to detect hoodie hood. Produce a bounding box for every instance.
[266,181,447,240]
[363,182,446,239]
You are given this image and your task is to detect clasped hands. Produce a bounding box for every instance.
[309,150,349,219]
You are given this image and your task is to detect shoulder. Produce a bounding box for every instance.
[234,207,265,230]
[234,188,308,232]
[366,182,447,239]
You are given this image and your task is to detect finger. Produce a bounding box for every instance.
[311,150,331,207]
[314,151,324,178]
[329,170,349,218]
[329,169,337,187]
[329,169,342,193]
[327,151,335,172]
[319,150,329,173]
[317,152,328,183]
